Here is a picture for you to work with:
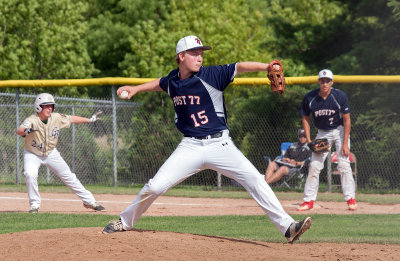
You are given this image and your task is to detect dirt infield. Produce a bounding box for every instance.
[1,192,400,260]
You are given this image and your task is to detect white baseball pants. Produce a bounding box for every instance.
[303,125,356,202]
[120,130,294,235]
[23,148,97,208]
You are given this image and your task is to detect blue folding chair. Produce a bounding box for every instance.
[264,142,309,189]
[264,142,292,164]
[278,142,292,160]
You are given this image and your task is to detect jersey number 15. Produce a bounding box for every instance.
[191,110,209,127]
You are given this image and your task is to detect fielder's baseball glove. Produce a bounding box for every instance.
[267,60,286,95]
[309,138,330,153]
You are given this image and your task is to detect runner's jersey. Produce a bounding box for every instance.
[300,88,350,130]
[20,113,71,156]
[159,63,237,136]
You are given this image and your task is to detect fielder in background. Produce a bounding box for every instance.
[298,69,357,211]
[264,129,311,184]
[16,93,105,213]
[103,35,312,243]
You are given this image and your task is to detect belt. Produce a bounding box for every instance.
[185,131,223,140]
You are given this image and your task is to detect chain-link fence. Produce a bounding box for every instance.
[0,91,137,186]
[1,86,399,192]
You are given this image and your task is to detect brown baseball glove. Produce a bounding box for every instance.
[309,138,330,153]
[267,60,286,95]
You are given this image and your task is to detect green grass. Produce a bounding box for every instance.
[1,184,399,244]
[1,213,399,244]
[136,214,400,244]
[1,183,399,204]
[0,213,112,234]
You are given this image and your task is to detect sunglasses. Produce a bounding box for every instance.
[319,79,332,84]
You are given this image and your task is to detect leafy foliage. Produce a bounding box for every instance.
[117,110,181,183]
[85,0,168,78]
[2,0,400,189]
[264,0,348,71]
[0,0,96,96]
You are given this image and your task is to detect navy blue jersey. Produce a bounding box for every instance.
[159,63,237,136]
[301,88,350,130]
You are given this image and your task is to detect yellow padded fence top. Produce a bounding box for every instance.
[0,75,400,88]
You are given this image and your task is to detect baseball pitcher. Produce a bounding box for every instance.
[16,93,105,213]
[102,35,311,243]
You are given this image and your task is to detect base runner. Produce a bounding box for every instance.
[102,35,311,243]
[16,93,105,213]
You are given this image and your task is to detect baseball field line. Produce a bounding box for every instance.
[0,196,227,207]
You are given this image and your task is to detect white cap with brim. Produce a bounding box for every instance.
[176,35,212,54]
[318,69,334,80]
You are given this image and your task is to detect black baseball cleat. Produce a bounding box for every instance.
[83,202,105,211]
[29,206,39,213]
[285,217,312,243]
[103,219,126,234]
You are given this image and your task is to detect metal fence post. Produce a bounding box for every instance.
[46,168,50,184]
[71,106,76,173]
[15,88,20,184]
[112,86,118,186]
[217,172,222,191]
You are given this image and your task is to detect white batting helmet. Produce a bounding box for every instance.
[34,93,56,113]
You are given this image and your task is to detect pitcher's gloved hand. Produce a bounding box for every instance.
[267,60,286,96]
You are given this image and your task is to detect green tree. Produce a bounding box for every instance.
[263,0,400,188]
[111,0,293,179]
[329,0,400,75]
[118,0,276,113]
[85,0,168,77]
[332,0,400,188]
[264,0,348,72]
[0,0,96,96]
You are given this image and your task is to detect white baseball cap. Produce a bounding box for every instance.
[318,69,334,80]
[176,35,211,54]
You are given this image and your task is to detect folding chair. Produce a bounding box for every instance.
[263,142,291,167]
[264,142,309,189]
[278,142,292,159]
[331,151,357,189]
